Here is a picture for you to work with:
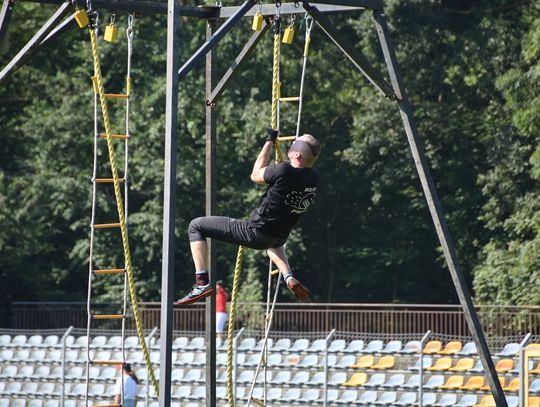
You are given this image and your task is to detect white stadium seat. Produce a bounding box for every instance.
[43,335,60,347]
[290,338,310,353]
[328,339,346,353]
[25,335,43,348]
[344,339,364,353]
[363,339,384,353]
[271,338,291,352]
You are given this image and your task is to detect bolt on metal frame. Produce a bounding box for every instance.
[0,0,508,405]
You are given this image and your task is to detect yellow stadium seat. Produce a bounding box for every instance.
[439,375,464,389]
[372,356,395,370]
[342,372,368,386]
[350,355,374,369]
[439,341,463,355]
[495,358,514,373]
[530,362,540,374]
[460,376,484,390]
[474,395,495,407]
[449,357,475,372]
[529,396,540,407]
[423,340,443,354]
[480,376,506,391]
[427,357,452,371]
[527,343,540,352]
[502,377,519,392]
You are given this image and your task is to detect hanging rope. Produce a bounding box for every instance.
[88,23,160,399]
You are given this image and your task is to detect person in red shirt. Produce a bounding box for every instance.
[216,281,228,336]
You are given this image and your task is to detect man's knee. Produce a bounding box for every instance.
[188,217,206,242]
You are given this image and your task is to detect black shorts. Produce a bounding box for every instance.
[188,216,286,250]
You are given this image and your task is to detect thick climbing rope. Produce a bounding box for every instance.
[88,24,160,398]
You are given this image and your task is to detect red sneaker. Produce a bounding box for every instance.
[174,284,214,305]
[287,278,309,301]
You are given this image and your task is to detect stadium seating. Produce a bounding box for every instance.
[439,375,464,389]
[449,357,475,372]
[341,372,367,386]
[438,340,462,355]
[423,340,443,354]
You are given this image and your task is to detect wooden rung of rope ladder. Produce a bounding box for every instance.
[279,96,300,102]
[94,268,125,275]
[92,314,125,320]
[94,222,121,229]
[99,133,129,140]
[270,268,280,276]
[92,360,124,365]
[277,136,296,142]
[90,404,120,407]
[94,178,125,184]
[104,93,129,99]
[251,398,266,407]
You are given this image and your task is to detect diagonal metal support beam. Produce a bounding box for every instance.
[0,1,71,84]
[372,11,508,407]
[177,0,256,80]
[0,0,15,46]
[207,20,269,105]
[303,1,395,99]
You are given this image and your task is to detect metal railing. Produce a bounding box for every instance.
[11,301,540,336]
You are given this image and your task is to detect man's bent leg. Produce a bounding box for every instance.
[190,240,208,272]
[267,246,310,301]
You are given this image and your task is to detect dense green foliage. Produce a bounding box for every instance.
[0,0,538,326]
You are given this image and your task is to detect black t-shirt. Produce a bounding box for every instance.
[248,162,320,239]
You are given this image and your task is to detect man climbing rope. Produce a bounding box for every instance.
[175,129,321,305]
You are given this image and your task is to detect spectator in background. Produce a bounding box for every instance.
[216,280,228,337]
[114,363,139,407]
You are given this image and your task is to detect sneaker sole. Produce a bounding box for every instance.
[174,287,215,306]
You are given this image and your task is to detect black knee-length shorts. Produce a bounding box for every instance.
[188,216,286,250]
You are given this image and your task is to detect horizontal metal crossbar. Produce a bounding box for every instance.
[19,0,369,17]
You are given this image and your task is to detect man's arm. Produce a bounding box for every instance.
[250,140,273,184]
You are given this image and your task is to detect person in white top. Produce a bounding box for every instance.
[114,363,139,407]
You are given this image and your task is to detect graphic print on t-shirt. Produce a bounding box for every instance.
[285,187,317,214]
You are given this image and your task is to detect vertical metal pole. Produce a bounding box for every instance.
[519,333,532,407]
[205,18,218,407]
[323,329,335,407]
[373,11,507,407]
[159,0,180,405]
[60,326,73,407]
[0,0,15,46]
[418,330,430,407]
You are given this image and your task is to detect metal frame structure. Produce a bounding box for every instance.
[0,0,508,406]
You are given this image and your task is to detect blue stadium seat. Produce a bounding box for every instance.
[90,335,107,348]
[254,338,273,352]
[183,368,203,383]
[374,390,397,405]
[457,341,477,356]
[10,335,28,348]
[280,388,301,402]
[328,372,347,386]
[307,371,325,387]
[0,365,17,380]
[172,336,189,350]
[364,373,386,388]
[36,382,56,397]
[17,382,39,397]
[307,339,327,353]
[408,356,432,370]
[188,386,206,401]
[0,335,10,347]
[424,375,445,389]
[67,382,86,398]
[470,359,484,373]
[216,385,226,400]
[0,349,13,361]
[171,368,184,383]
[45,400,60,407]
[0,399,9,407]
[298,388,320,404]
[334,389,359,404]
[496,343,520,357]
[15,365,35,380]
[401,340,421,354]
[363,340,384,353]
[328,339,346,353]
[65,366,84,381]
[176,351,195,365]
[44,349,61,364]
[237,370,255,384]
[290,371,310,386]
[381,373,405,388]
[33,365,51,381]
[271,338,291,352]
[530,378,540,394]
[23,335,43,349]
[290,338,310,353]
[13,349,30,362]
[186,337,205,350]
[267,353,282,367]
[434,393,458,406]
[344,339,364,353]
[237,337,257,352]
[381,340,402,354]
[421,392,438,406]
[28,400,43,407]
[357,390,377,404]
[395,392,417,405]
[270,370,291,385]
[335,355,355,369]
[172,385,191,399]
[455,394,478,406]
[506,396,519,407]
[89,383,105,397]
[11,399,26,407]
[30,349,46,362]
[266,388,282,402]
[298,354,318,368]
